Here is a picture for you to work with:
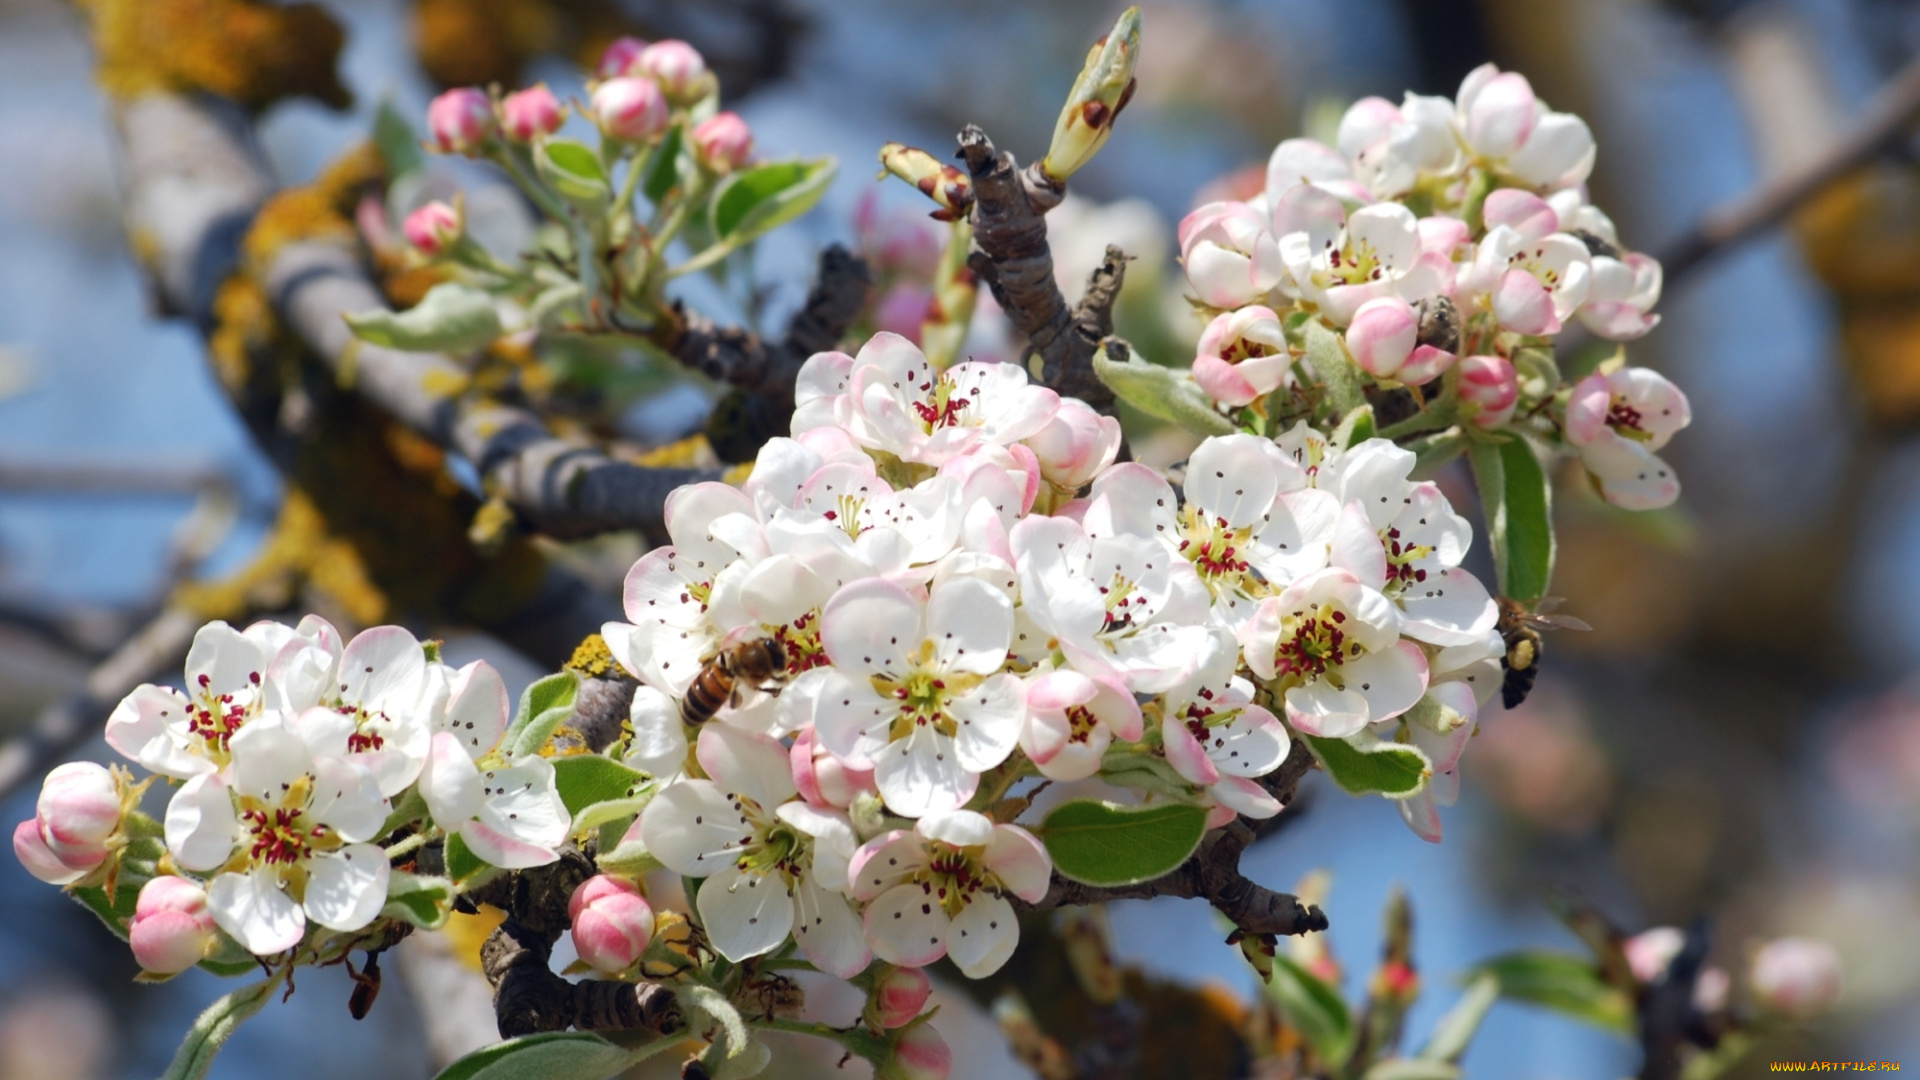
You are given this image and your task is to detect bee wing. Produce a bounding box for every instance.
[1540,614,1592,632]
[1535,596,1566,614]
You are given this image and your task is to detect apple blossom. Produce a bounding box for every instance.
[499,84,563,142]
[1192,304,1293,408]
[692,111,754,172]
[1265,138,1372,204]
[1020,669,1143,781]
[1457,354,1518,428]
[849,810,1050,977]
[569,875,655,973]
[1750,936,1842,1017]
[1462,225,1591,335]
[814,577,1024,816]
[868,965,934,1029]
[403,200,462,256]
[1454,64,1596,190]
[426,88,495,154]
[591,77,669,143]
[791,724,877,808]
[603,482,760,698]
[634,39,710,104]
[1564,367,1691,510]
[1179,202,1285,309]
[639,724,868,976]
[130,876,219,975]
[1336,94,1461,198]
[1579,244,1663,341]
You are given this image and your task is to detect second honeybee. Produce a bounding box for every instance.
[681,637,788,725]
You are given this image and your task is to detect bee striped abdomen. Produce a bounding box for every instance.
[680,664,736,725]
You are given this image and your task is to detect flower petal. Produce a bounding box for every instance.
[863,884,950,968]
[640,779,750,876]
[207,871,304,956]
[165,772,236,872]
[420,731,484,826]
[337,626,427,714]
[821,577,921,679]
[793,875,870,977]
[1344,640,1430,723]
[948,893,1019,977]
[873,728,974,817]
[927,577,1012,675]
[1284,682,1372,739]
[950,673,1024,773]
[849,830,928,901]
[697,865,795,962]
[984,825,1051,902]
[304,843,389,932]
[697,724,799,810]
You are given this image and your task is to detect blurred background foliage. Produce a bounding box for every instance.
[1,0,1917,1075]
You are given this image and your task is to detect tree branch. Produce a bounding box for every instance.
[958,126,1118,416]
[1660,50,1920,284]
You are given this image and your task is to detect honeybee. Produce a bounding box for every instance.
[681,637,788,725]
[1496,597,1591,709]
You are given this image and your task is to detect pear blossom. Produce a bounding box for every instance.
[1020,669,1143,781]
[849,810,1050,977]
[1750,937,1842,1017]
[1024,397,1122,492]
[791,724,876,808]
[1192,304,1294,408]
[1275,193,1427,325]
[164,711,390,956]
[416,660,568,869]
[1158,640,1292,822]
[14,762,125,885]
[267,624,434,798]
[639,725,867,976]
[1564,368,1691,510]
[1179,202,1284,309]
[1459,225,1591,335]
[1325,477,1498,647]
[569,875,655,973]
[1336,94,1462,198]
[1239,568,1428,739]
[1454,64,1596,189]
[105,620,281,778]
[814,577,1025,816]
[1392,630,1501,842]
[868,965,934,1029]
[1579,243,1663,341]
[130,876,220,974]
[1265,138,1373,205]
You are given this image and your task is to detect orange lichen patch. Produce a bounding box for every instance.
[77,0,350,110]
[243,144,385,270]
[173,488,388,627]
[566,632,618,678]
[1839,302,1920,429]
[379,264,452,311]
[207,276,279,392]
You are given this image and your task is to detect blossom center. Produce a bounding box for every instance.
[875,650,965,742]
[1380,526,1432,593]
[1321,236,1387,286]
[1507,246,1563,288]
[186,671,260,756]
[733,807,807,884]
[911,373,973,433]
[1271,602,1362,683]
[1065,705,1101,744]
[918,842,996,917]
[1177,506,1255,581]
[1606,398,1651,441]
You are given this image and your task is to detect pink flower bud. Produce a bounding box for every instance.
[1396,345,1456,387]
[596,36,649,79]
[890,1022,952,1080]
[873,285,933,344]
[791,725,876,809]
[130,876,217,974]
[1345,297,1418,379]
[403,201,463,256]
[569,875,654,973]
[1024,397,1122,491]
[869,966,933,1029]
[1457,355,1518,428]
[427,88,495,154]
[14,818,85,885]
[37,762,120,864]
[635,40,709,104]
[1193,304,1291,408]
[500,84,563,142]
[1693,966,1730,1013]
[1750,936,1841,1018]
[1482,188,1559,243]
[692,111,753,172]
[1624,926,1684,984]
[591,77,669,143]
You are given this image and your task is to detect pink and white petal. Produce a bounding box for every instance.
[1596,455,1681,511]
[640,780,751,876]
[337,625,427,714]
[1563,374,1612,445]
[226,715,312,803]
[304,843,389,932]
[106,684,205,778]
[1020,708,1072,768]
[863,885,951,968]
[794,351,855,408]
[1399,568,1499,645]
[821,577,921,678]
[1507,111,1595,188]
[439,662,508,756]
[474,760,569,857]
[1346,204,1420,272]
[793,877,870,977]
[874,730,974,818]
[420,731,484,827]
[1211,775,1283,819]
[697,866,795,962]
[1578,302,1659,341]
[951,673,1025,773]
[741,436,825,508]
[164,772,236,872]
[1491,269,1558,335]
[1089,676,1144,742]
[812,671,890,767]
[265,638,337,714]
[1284,682,1372,739]
[1208,706,1290,777]
[854,331,929,384]
[184,621,270,697]
[308,757,388,843]
[13,820,83,885]
[917,809,994,848]
[663,482,755,568]
[208,870,304,956]
[1187,434,1287,528]
[948,894,1020,978]
[696,724,799,810]
[1162,715,1221,786]
[848,830,928,901]
[1192,355,1260,408]
[983,825,1051,902]
[775,802,856,890]
[1087,464,1179,543]
[1397,789,1443,843]
[1033,731,1106,781]
[928,576,1013,675]
[1462,71,1536,158]
[1330,501,1389,589]
[1344,641,1430,723]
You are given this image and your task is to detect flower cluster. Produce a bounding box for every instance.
[17,617,565,967]
[1176,63,1692,511]
[596,327,1504,993]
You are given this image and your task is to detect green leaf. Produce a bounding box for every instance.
[1332,404,1377,449]
[1470,950,1634,1035]
[1363,1061,1461,1080]
[433,1032,632,1080]
[572,791,654,836]
[507,671,580,759]
[1091,341,1236,437]
[161,978,275,1080]
[374,99,425,180]
[594,837,664,877]
[1406,428,1467,480]
[1303,317,1366,416]
[552,756,647,820]
[1266,953,1353,1065]
[537,139,613,208]
[1302,733,1431,798]
[1419,973,1499,1063]
[682,985,752,1074]
[1039,800,1207,887]
[345,282,502,354]
[1467,434,1555,603]
[710,158,836,243]
[443,832,494,886]
[643,123,687,205]
[382,871,454,929]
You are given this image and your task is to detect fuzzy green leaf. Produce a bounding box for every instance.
[1302,733,1431,798]
[432,1032,631,1080]
[382,871,454,929]
[1470,950,1634,1035]
[345,283,502,353]
[642,123,687,204]
[374,99,425,180]
[507,671,580,759]
[538,139,612,208]
[1303,317,1366,416]
[710,158,836,243]
[1419,973,1499,1063]
[1266,953,1354,1065]
[161,978,276,1080]
[1468,434,1555,602]
[1091,341,1235,437]
[1039,800,1207,886]
[552,755,647,820]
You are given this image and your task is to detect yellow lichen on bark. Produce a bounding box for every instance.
[410,0,645,90]
[77,0,351,109]
[565,633,617,678]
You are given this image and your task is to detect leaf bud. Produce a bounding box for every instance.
[1041,7,1142,182]
[878,143,973,221]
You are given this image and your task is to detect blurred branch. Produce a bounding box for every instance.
[0,460,233,496]
[959,126,1122,417]
[0,606,199,801]
[1660,51,1920,284]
